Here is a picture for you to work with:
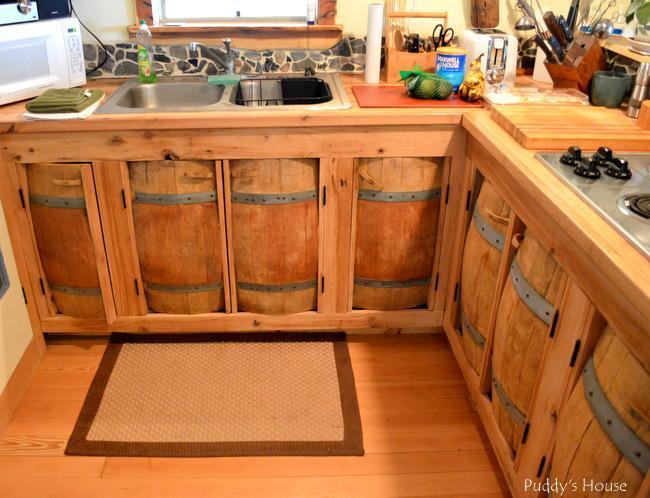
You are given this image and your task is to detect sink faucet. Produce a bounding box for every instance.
[189,38,235,74]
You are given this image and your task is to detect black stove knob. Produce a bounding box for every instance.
[592,146,613,166]
[561,146,582,166]
[605,158,632,180]
[573,159,601,179]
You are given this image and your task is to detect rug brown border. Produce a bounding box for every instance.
[65,332,364,457]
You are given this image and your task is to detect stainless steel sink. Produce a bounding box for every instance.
[97,78,225,113]
[96,73,351,114]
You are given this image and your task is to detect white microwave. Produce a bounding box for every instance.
[0,17,86,106]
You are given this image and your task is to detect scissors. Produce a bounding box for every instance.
[432,24,454,50]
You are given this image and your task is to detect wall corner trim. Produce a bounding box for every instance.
[0,337,45,437]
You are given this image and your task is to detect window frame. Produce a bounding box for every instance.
[135,0,337,26]
[130,0,339,50]
[158,0,310,24]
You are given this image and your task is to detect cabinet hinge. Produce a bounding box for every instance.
[549,310,560,338]
[465,191,471,211]
[134,279,140,296]
[38,278,46,295]
[453,282,459,302]
[21,287,27,305]
[322,186,327,206]
[121,189,127,209]
[536,456,547,478]
[444,184,450,205]
[521,423,530,445]
[18,188,26,208]
[321,276,325,293]
[569,340,581,367]
[434,272,439,292]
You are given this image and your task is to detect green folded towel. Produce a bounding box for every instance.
[25,89,104,114]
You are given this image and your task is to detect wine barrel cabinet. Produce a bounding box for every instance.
[551,326,649,496]
[353,157,442,310]
[459,180,510,374]
[491,229,565,454]
[129,160,226,314]
[25,163,105,319]
[229,158,319,315]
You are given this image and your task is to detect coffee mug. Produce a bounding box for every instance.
[590,71,632,109]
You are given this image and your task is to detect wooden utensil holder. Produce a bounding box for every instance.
[384,11,448,83]
[544,34,606,94]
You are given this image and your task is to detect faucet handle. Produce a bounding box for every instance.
[223,38,232,52]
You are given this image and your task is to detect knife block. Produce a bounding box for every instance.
[544,34,606,94]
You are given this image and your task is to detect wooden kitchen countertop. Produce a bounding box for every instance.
[0,74,470,134]
[1,74,646,144]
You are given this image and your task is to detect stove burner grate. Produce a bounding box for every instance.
[622,194,650,219]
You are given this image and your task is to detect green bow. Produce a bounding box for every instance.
[399,65,441,91]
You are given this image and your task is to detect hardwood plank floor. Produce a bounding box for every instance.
[0,333,509,498]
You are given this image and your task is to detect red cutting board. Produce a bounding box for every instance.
[352,85,483,108]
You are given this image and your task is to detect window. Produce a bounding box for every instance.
[160,0,311,23]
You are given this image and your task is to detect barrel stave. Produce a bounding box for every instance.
[230,158,319,314]
[129,160,224,314]
[492,230,565,452]
[27,163,104,318]
[460,180,510,373]
[353,157,442,310]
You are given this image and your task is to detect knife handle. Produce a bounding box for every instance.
[557,15,574,44]
[547,35,565,61]
[534,34,557,63]
[544,12,567,46]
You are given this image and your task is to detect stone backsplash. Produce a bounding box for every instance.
[84,37,367,78]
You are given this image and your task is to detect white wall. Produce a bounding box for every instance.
[71,0,597,43]
[0,207,34,393]
[71,0,134,42]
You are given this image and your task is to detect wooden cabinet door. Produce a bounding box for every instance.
[128,160,229,315]
[443,159,607,496]
[351,157,445,311]
[19,162,113,321]
[225,158,319,315]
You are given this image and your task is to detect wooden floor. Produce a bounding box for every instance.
[0,333,509,498]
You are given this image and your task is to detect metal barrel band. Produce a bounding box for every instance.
[354,277,431,289]
[583,356,650,475]
[473,206,505,252]
[231,190,318,205]
[49,284,101,296]
[358,188,441,203]
[29,194,86,209]
[492,368,527,427]
[134,191,217,206]
[145,281,223,294]
[509,257,555,325]
[461,311,486,350]
[238,280,317,293]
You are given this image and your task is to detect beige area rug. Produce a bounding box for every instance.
[65,332,363,457]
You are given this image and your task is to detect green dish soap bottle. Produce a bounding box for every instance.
[136,20,156,84]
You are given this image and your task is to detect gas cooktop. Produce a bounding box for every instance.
[536,147,650,258]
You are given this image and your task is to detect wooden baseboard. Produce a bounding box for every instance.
[40,309,444,334]
[0,337,45,436]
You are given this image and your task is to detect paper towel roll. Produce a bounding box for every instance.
[365,3,384,84]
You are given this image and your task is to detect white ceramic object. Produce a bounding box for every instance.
[628,37,650,55]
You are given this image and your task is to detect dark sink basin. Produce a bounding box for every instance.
[233,77,333,107]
